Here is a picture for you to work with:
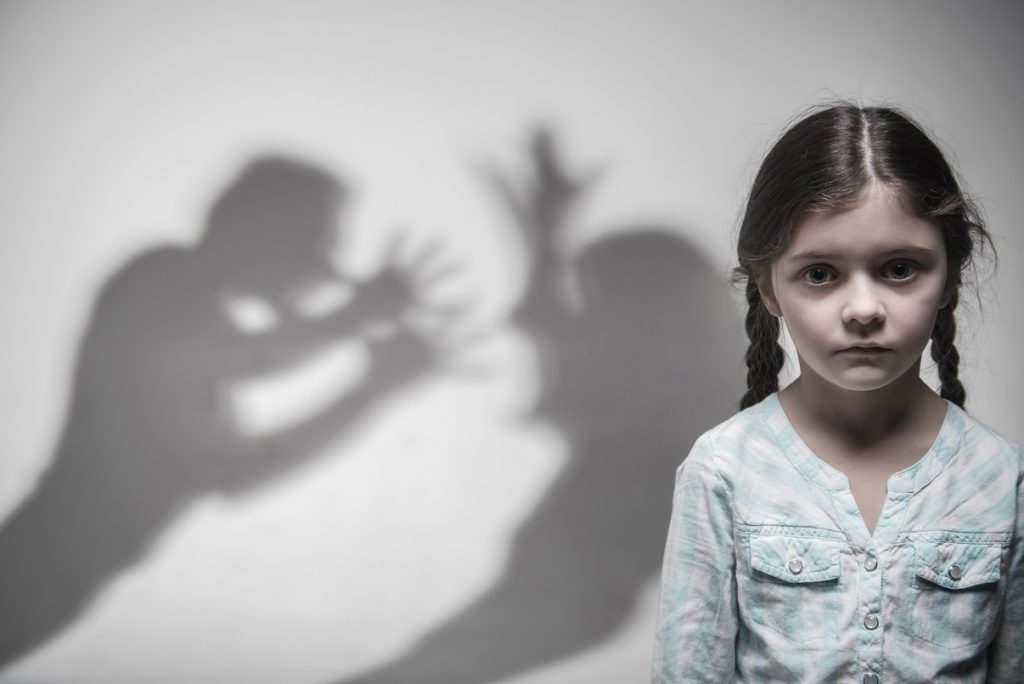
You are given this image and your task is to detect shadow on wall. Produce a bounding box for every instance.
[0,156,452,670]
[337,130,744,684]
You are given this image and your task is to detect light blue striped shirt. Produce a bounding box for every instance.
[652,394,1024,683]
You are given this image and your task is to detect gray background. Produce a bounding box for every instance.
[1,2,1022,682]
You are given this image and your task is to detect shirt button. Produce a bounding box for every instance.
[948,565,963,581]
[864,556,878,571]
[863,674,879,684]
[787,558,803,574]
[864,614,879,630]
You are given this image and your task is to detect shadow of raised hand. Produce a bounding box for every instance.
[483,127,604,399]
[489,127,601,256]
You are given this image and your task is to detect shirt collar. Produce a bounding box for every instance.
[758,392,963,495]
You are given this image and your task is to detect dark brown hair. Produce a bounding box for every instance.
[735,103,992,410]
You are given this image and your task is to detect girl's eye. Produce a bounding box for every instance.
[801,266,835,285]
[883,260,918,280]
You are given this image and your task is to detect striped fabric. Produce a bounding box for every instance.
[652,394,1024,683]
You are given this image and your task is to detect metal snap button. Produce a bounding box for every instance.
[863,614,879,630]
[863,673,879,684]
[787,558,803,574]
[864,556,878,571]
[948,565,963,581]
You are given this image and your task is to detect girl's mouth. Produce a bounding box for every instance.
[837,346,892,354]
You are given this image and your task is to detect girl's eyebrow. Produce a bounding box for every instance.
[785,246,940,262]
[785,250,841,261]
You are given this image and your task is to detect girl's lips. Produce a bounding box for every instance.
[837,346,891,354]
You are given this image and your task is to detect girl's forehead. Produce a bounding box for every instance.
[783,188,944,260]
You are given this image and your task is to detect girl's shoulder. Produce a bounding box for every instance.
[949,402,1024,472]
[700,391,784,438]
[685,394,785,470]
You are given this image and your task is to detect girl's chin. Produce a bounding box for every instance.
[800,363,922,394]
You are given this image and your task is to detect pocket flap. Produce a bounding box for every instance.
[750,535,842,584]
[914,541,1002,590]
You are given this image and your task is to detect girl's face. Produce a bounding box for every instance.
[759,185,949,394]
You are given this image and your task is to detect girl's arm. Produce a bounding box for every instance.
[652,435,738,683]
[986,448,1024,682]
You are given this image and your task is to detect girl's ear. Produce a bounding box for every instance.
[756,273,782,317]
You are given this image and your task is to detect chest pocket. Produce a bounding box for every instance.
[744,534,845,643]
[910,540,1005,650]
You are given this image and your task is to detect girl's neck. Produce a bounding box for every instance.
[779,361,945,447]
[778,360,950,536]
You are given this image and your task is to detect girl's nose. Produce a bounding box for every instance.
[841,276,886,326]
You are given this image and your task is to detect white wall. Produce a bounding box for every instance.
[1,2,1021,683]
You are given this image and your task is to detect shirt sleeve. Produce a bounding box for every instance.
[986,446,1024,682]
[651,434,738,683]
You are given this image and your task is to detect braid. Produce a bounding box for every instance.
[930,291,966,408]
[740,278,785,409]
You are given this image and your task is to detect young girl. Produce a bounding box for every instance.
[652,104,1023,683]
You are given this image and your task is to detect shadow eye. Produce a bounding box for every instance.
[883,260,918,280]
[801,266,835,285]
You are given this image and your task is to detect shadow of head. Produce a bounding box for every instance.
[200,155,347,300]
[577,228,728,347]
[549,228,742,432]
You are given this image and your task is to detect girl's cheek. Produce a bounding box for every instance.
[803,309,835,331]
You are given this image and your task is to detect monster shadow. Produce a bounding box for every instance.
[0,156,455,670]
[338,130,744,683]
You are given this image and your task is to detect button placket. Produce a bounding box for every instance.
[860,548,882,630]
[856,545,884,679]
